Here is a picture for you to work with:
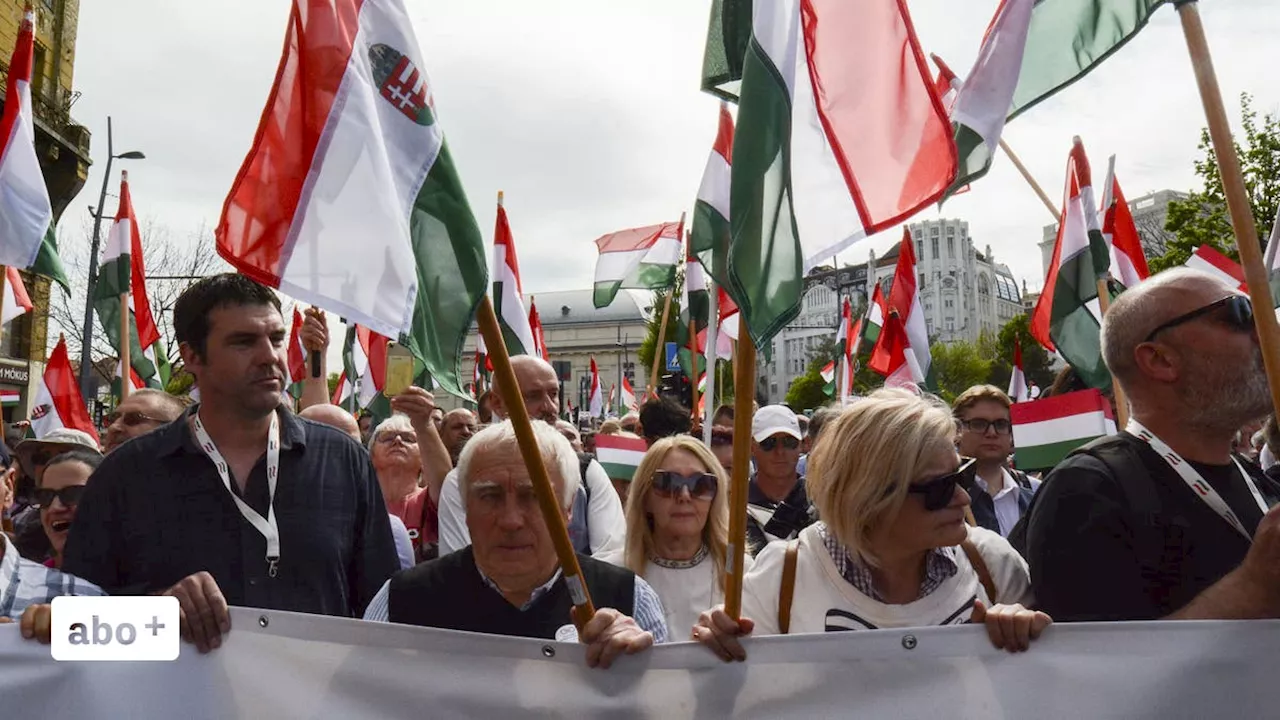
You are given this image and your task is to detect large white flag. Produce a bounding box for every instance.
[0,6,54,268]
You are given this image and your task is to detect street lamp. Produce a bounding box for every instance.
[78,116,145,401]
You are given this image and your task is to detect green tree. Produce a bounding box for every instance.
[327,372,342,399]
[785,359,830,412]
[636,278,685,381]
[987,315,1055,393]
[164,365,195,397]
[929,340,991,404]
[1151,93,1280,272]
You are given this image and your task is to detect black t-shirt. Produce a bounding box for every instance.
[1024,433,1280,622]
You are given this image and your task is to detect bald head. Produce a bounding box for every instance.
[489,355,561,423]
[299,404,362,441]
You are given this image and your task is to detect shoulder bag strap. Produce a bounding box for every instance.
[778,540,800,635]
[960,537,998,604]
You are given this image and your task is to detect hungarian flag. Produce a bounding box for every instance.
[93,171,170,390]
[620,375,637,412]
[690,102,735,283]
[343,324,389,413]
[1099,158,1150,288]
[111,356,146,401]
[528,296,549,361]
[1030,138,1111,390]
[835,297,856,396]
[929,55,971,198]
[606,383,617,416]
[588,357,604,418]
[677,251,710,379]
[700,285,739,362]
[1184,244,1245,292]
[1009,0,1168,121]
[30,336,98,444]
[593,221,682,308]
[0,389,18,406]
[861,283,887,349]
[0,5,53,271]
[286,307,308,399]
[331,370,352,406]
[940,0,1034,197]
[881,229,932,384]
[594,433,648,483]
[699,0,752,102]
[1008,341,1028,403]
[868,311,926,390]
[216,0,488,397]
[726,0,956,346]
[493,199,536,356]
[1011,388,1116,470]
[1,267,32,326]
[820,360,836,397]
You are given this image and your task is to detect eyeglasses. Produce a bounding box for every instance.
[34,485,87,509]
[758,436,800,452]
[376,431,418,445]
[710,434,733,447]
[959,418,1012,435]
[906,458,976,512]
[106,410,167,427]
[1144,295,1253,343]
[651,471,718,501]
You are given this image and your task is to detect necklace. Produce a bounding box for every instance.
[650,544,709,569]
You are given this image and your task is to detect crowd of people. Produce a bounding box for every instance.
[4,267,1280,674]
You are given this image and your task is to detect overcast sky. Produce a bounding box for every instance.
[67,0,1280,310]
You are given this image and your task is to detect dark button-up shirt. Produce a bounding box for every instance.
[62,405,398,618]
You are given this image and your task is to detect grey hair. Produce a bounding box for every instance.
[457,419,581,510]
[128,388,188,420]
[367,413,414,451]
[1100,268,1235,389]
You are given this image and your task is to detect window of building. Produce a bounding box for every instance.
[948,236,955,257]
[931,227,939,236]
[926,319,934,335]
[947,226,955,237]
[915,241,923,259]
[945,299,954,309]
[931,238,939,259]
[919,272,925,286]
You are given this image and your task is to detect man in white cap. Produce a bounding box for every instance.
[746,405,815,548]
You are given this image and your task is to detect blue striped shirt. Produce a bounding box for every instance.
[363,566,669,643]
[1,534,106,618]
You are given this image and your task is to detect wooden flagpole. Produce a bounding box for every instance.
[1177,0,1280,418]
[723,314,756,618]
[475,294,596,628]
[688,317,699,418]
[0,267,7,351]
[647,212,685,397]
[1002,135,1129,428]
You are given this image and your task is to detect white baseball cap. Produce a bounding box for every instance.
[751,405,802,443]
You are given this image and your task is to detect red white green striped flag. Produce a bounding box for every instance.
[691,102,735,284]
[594,433,648,483]
[493,199,536,356]
[0,5,54,271]
[726,0,957,346]
[0,389,19,406]
[1184,245,1246,292]
[528,296,549,361]
[286,306,307,399]
[30,336,98,444]
[620,375,637,412]
[1008,341,1028,403]
[1030,138,1111,390]
[821,360,836,398]
[1099,158,1150,288]
[1,267,32,326]
[588,357,604,418]
[593,221,682,308]
[216,0,487,397]
[879,229,932,383]
[1011,388,1116,470]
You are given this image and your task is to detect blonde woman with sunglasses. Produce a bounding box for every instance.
[693,390,1050,659]
[600,436,751,638]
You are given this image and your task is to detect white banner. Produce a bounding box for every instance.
[4,608,1280,718]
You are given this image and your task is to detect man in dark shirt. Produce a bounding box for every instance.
[746,405,816,549]
[62,274,398,652]
[1025,268,1280,621]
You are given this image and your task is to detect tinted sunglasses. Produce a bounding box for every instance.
[34,485,87,509]
[651,471,718,501]
[1144,295,1253,342]
[906,458,976,512]
[376,431,418,444]
[758,436,800,452]
[959,418,1012,435]
[106,410,167,427]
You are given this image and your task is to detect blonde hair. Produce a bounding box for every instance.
[806,388,957,568]
[951,385,1011,417]
[623,436,730,590]
[598,419,622,435]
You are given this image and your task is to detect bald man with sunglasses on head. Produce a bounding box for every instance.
[102,389,187,454]
[1024,268,1280,623]
[746,405,817,548]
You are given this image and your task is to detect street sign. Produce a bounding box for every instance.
[665,342,680,372]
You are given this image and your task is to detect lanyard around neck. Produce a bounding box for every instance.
[1126,420,1270,543]
[192,411,282,577]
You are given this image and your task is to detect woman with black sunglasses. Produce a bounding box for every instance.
[693,389,1051,659]
[600,435,749,639]
[36,449,103,569]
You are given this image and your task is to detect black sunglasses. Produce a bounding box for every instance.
[34,485,87,509]
[106,410,167,427]
[959,418,1012,435]
[906,458,976,512]
[652,471,718,501]
[758,436,800,452]
[1144,295,1253,343]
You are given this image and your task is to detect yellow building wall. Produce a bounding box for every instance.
[0,0,79,103]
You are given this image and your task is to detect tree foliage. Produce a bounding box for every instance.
[1151,93,1280,272]
[784,359,829,412]
[635,274,685,381]
[987,314,1056,393]
[929,340,992,404]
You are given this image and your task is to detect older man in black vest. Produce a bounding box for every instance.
[363,419,667,669]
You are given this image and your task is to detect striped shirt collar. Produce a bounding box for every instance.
[474,562,562,612]
[817,522,957,603]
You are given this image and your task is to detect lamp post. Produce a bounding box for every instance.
[79,116,144,402]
